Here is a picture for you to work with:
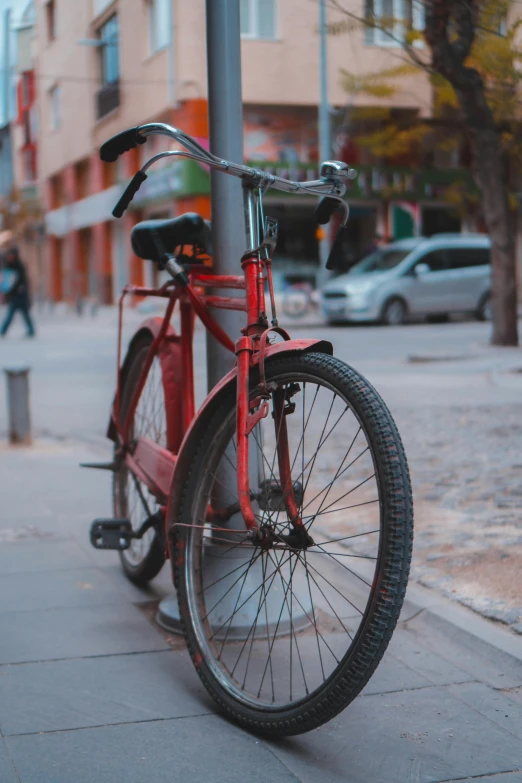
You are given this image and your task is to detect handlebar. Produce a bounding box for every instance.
[315,196,341,225]
[100,127,147,163]
[102,122,356,220]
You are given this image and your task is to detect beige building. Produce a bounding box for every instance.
[18,0,466,302]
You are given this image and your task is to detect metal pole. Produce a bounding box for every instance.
[157,0,247,634]
[157,0,312,638]
[205,0,246,390]
[318,0,331,288]
[167,0,176,108]
[2,9,10,125]
[4,368,31,445]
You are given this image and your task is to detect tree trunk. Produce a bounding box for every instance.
[424,0,519,346]
[468,127,518,345]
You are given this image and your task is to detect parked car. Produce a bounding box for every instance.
[321,234,492,325]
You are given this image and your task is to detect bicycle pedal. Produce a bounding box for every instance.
[90,519,132,550]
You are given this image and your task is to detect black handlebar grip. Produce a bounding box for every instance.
[315,196,340,225]
[112,171,147,218]
[326,225,347,272]
[100,127,146,163]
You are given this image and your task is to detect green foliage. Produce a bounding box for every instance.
[334,0,522,204]
[340,64,418,99]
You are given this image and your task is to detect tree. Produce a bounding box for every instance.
[329,0,520,346]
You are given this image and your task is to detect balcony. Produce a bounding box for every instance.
[246,161,475,203]
[96,80,120,120]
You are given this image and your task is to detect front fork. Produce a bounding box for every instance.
[235,337,306,542]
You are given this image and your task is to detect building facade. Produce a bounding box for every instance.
[26,0,474,303]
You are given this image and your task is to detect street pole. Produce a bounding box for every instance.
[2,9,10,126]
[167,0,176,109]
[157,0,248,634]
[205,0,246,389]
[156,0,310,638]
[318,0,331,288]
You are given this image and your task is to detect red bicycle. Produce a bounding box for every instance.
[87,123,413,736]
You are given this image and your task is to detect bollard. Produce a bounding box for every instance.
[4,368,31,445]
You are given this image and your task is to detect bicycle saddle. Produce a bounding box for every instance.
[131,213,211,262]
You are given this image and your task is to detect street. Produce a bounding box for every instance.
[0,306,522,782]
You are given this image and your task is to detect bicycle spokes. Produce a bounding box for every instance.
[188,372,382,707]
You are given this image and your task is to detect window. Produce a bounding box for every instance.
[446,247,490,270]
[495,13,507,36]
[350,248,411,275]
[96,14,121,118]
[240,0,276,39]
[416,251,448,273]
[75,159,90,200]
[99,14,120,85]
[49,173,64,208]
[23,147,37,183]
[46,0,56,41]
[148,0,170,53]
[364,0,424,46]
[49,84,61,130]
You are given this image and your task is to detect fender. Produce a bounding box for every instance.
[166,337,332,552]
[107,317,184,454]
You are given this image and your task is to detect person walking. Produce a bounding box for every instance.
[0,247,35,338]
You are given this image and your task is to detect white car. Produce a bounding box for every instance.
[321,234,492,325]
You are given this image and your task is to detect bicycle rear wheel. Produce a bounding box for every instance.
[282,289,310,318]
[174,352,413,735]
[113,333,166,585]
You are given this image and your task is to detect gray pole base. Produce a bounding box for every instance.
[156,597,184,635]
[156,595,312,641]
[156,545,313,641]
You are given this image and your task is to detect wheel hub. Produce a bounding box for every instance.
[255,522,314,551]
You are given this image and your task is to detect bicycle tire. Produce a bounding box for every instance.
[113,333,166,585]
[173,351,413,736]
[281,290,311,319]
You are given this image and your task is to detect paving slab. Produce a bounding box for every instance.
[0,650,213,736]
[403,610,522,689]
[386,627,475,686]
[448,682,522,741]
[0,442,110,533]
[0,537,96,574]
[93,561,174,604]
[439,776,522,783]
[6,714,300,783]
[361,652,434,696]
[0,567,142,613]
[0,603,169,664]
[268,686,522,783]
[0,739,18,783]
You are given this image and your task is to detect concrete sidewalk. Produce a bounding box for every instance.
[0,437,521,783]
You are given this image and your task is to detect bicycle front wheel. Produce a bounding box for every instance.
[174,352,413,736]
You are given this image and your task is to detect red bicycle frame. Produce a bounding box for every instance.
[110,250,321,542]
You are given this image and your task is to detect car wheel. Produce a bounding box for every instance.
[476,293,492,321]
[382,298,408,326]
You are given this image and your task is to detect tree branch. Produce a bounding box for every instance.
[327,0,433,73]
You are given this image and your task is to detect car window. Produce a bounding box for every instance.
[446,247,491,269]
[415,250,448,273]
[349,248,412,276]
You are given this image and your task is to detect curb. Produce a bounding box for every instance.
[326,524,522,664]
[401,578,522,663]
